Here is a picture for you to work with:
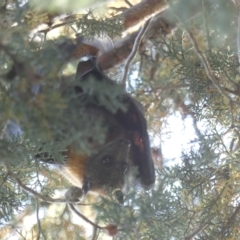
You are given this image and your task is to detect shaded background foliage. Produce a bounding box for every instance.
[1,0,240,239]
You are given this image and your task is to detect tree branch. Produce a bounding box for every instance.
[218,203,240,237]
[68,203,104,230]
[7,170,67,203]
[98,0,201,69]
[121,0,168,29]
[36,198,46,240]
[184,223,208,240]
[24,0,168,34]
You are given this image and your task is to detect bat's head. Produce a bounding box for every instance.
[83,138,131,203]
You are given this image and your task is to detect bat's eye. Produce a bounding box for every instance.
[101,156,112,165]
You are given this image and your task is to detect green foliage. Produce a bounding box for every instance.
[0,1,124,237]
[1,0,240,239]
[76,10,123,38]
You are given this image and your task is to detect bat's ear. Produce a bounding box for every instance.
[82,177,92,194]
[75,56,97,79]
[75,56,115,87]
[75,34,113,79]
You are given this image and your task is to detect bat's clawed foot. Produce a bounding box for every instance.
[112,189,124,205]
[65,186,84,203]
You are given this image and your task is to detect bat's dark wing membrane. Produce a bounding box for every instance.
[75,57,155,186]
[116,96,155,186]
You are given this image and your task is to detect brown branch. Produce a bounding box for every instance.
[54,0,169,62]
[93,0,201,69]
[6,0,202,79]
[224,87,240,96]
[55,0,201,66]
[44,0,167,33]
[31,0,170,69]
[23,0,168,37]
[37,20,77,34]
[121,0,168,29]
[10,0,195,74]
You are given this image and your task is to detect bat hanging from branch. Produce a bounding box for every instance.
[36,36,155,203]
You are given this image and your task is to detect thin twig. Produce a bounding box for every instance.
[184,223,208,240]
[69,24,78,34]
[218,203,240,237]
[37,20,77,34]
[186,31,230,101]
[237,0,240,70]
[41,33,47,49]
[184,215,217,240]
[124,0,133,7]
[0,172,9,188]
[229,100,235,128]
[15,229,27,239]
[91,226,99,240]
[121,18,152,88]
[202,0,211,51]
[36,198,46,240]
[7,170,67,203]
[68,203,104,229]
